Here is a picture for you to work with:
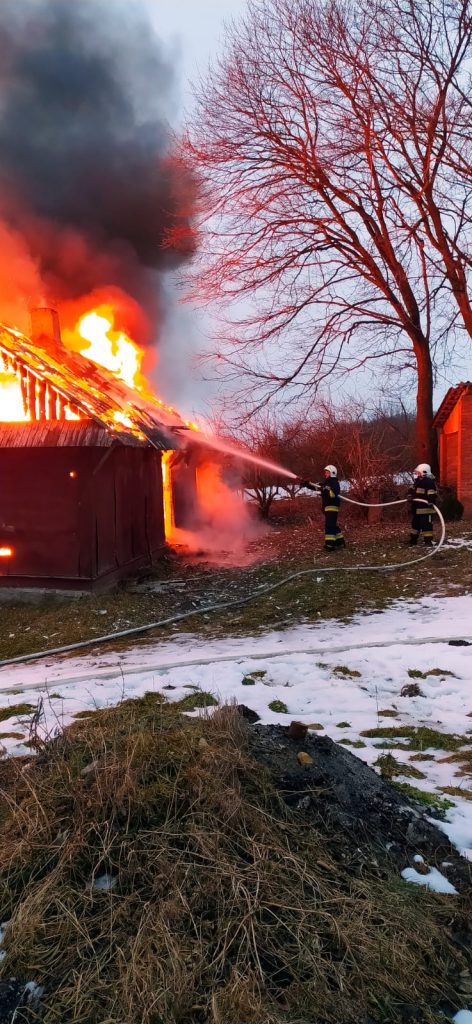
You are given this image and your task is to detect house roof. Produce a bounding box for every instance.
[433,382,472,429]
[0,322,192,451]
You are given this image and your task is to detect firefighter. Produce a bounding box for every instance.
[408,463,437,546]
[300,465,345,551]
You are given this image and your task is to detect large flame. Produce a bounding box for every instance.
[76,306,143,390]
[0,299,200,448]
[162,451,175,543]
[0,354,28,422]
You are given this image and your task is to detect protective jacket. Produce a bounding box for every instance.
[408,474,437,515]
[408,473,437,545]
[321,475,341,511]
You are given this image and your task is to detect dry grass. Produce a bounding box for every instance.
[0,697,466,1024]
[0,519,471,664]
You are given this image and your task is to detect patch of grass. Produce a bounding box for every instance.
[378,709,399,718]
[361,725,468,752]
[268,699,289,714]
[390,781,455,817]
[438,751,472,778]
[408,668,457,680]
[242,676,256,685]
[410,753,435,762]
[336,721,351,729]
[375,754,426,781]
[178,692,219,711]
[0,521,471,664]
[49,693,64,700]
[338,738,367,749]
[0,703,35,723]
[426,668,457,677]
[0,696,464,1024]
[333,665,362,678]
[247,670,267,680]
[0,732,25,741]
[440,786,472,801]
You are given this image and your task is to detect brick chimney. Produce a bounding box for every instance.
[30,307,62,345]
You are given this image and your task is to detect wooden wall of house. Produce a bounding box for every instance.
[0,446,165,588]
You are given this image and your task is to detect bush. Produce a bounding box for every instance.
[438,487,464,522]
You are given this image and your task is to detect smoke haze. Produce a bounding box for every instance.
[0,0,196,341]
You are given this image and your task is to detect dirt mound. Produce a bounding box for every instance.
[250,723,472,894]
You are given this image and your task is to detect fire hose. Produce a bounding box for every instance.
[0,495,446,669]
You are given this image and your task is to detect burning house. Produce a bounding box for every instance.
[0,308,219,592]
[0,1,260,592]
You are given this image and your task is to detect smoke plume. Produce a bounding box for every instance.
[0,0,195,341]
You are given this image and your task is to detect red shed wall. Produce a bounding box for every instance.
[460,393,472,513]
[0,446,165,588]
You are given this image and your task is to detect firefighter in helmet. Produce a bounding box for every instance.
[408,463,437,546]
[300,465,345,551]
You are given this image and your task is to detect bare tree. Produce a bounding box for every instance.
[184,0,472,467]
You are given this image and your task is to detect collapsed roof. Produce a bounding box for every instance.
[0,321,193,451]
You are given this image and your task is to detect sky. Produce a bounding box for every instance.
[143,0,247,417]
[149,0,472,421]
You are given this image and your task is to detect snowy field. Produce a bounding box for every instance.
[0,592,471,862]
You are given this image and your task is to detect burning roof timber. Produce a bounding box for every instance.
[0,314,193,451]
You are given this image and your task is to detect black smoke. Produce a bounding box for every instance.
[0,0,195,335]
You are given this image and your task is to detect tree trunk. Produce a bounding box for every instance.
[415,344,437,474]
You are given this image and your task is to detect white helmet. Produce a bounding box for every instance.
[324,464,337,477]
[414,463,431,477]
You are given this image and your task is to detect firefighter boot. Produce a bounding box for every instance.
[409,534,418,546]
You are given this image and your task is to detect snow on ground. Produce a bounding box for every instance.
[444,538,472,551]
[401,865,458,895]
[0,593,471,857]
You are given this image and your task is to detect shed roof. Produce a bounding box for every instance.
[0,322,192,451]
[433,382,472,429]
[0,420,144,449]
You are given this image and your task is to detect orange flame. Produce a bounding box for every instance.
[0,354,28,422]
[76,306,143,390]
[162,452,175,543]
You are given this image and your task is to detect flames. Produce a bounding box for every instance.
[161,451,175,542]
[0,355,28,422]
[0,300,202,442]
[76,306,143,391]
[0,298,203,548]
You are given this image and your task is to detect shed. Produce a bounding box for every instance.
[0,309,197,591]
[433,382,472,513]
